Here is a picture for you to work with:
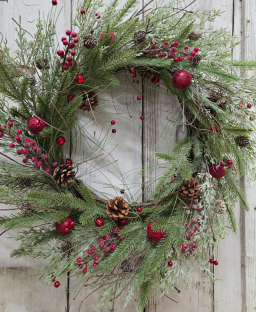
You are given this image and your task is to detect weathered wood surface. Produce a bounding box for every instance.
[0,0,256,311]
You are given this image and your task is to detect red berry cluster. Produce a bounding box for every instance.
[179,241,197,255]
[237,101,255,121]
[51,274,60,288]
[220,159,233,167]
[57,30,79,71]
[0,122,53,172]
[76,228,122,274]
[141,40,200,63]
[209,259,218,266]
[111,120,116,133]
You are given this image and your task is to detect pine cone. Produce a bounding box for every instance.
[188,29,203,41]
[60,241,74,253]
[21,201,35,216]
[209,87,223,101]
[24,72,36,86]
[35,58,49,70]
[178,177,200,199]
[53,164,76,188]
[18,177,32,187]
[106,196,129,219]
[235,135,250,147]
[80,91,98,111]
[134,31,147,43]
[192,54,202,65]
[83,35,98,49]
[215,200,226,214]
[121,259,133,272]
[136,66,156,79]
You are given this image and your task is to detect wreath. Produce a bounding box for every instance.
[0,0,256,310]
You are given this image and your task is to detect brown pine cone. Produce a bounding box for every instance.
[178,177,200,199]
[35,58,49,70]
[80,91,98,111]
[18,177,32,187]
[21,201,35,216]
[235,135,250,147]
[83,35,98,49]
[134,31,147,43]
[209,87,223,101]
[53,164,76,188]
[215,200,226,214]
[106,196,129,219]
[60,241,74,253]
[188,29,203,41]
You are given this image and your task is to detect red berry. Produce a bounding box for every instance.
[46,168,50,173]
[8,121,13,127]
[174,41,179,46]
[66,57,72,62]
[52,278,56,282]
[105,234,110,239]
[178,56,183,62]
[168,261,173,266]
[91,246,96,251]
[95,218,104,227]
[63,65,68,71]
[111,244,116,249]
[69,42,75,49]
[81,9,85,14]
[111,120,115,125]
[137,207,142,212]
[188,56,193,62]
[214,261,218,266]
[210,259,214,264]
[56,136,66,146]
[194,47,199,52]
[38,161,43,166]
[167,53,173,59]
[87,250,92,255]
[183,243,188,249]
[105,246,110,251]
[76,258,82,263]
[66,30,71,36]
[120,189,124,194]
[75,75,84,84]
[53,162,57,167]
[220,162,225,167]
[137,96,142,100]
[23,150,28,154]
[64,228,69,233]
[71,51,76,56]
[247,103,252,108]
[114,228,119,233]
[9,143,15,148]
[61,37,66,42]
[112,129,116,133]
[0,132,3,137]
[190,51,196,56]
[74,38,79,43]
[33,146,38,151]
[94,256,99,261]
[133,72,137,77]
[171,47,176,52]
[151,76,160,84]
[174,57,179,62]
[32,157,37,162]
[23,159,28,164]
[54,281,60,288]
[17,150,22,155]
[16,129,22,135]
[52,0,57,5]
[93,262,98,268]
[71,32,77,38]
[63,40,69,46]
[140,115,145,120]
[227,160,233,165]
[66,158,73,166]
[164,41,169,46]
[83,268,87,274]
[184,45,189,50]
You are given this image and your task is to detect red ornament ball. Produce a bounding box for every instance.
[27,117,48,134]
[220,162,225,167]
[214,260,218,266]
[52,0,57,5]
[137,96,142,100]
[67,94,75,102]
[209,164,226,179]
[140,115,145,120]
[111,120,116,125]
[147,221,165,242]
[81,9,85,14]
[172,70,192,90]
[75,75,84,84]
[247,103,252,108]
[56,136,66,146]
[54,281,60,288]
[66,158,73,166]
[209,259,214,264]
[119,218,128,227]
[137,207,142,212]
[151,76,160,84]
[112,129,116,133]
[168,261,173,267]
[227,160,233,165]
[120,189,125,194]
[95,218,104,227]
[55,217,75,235]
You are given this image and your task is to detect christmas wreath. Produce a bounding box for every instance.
[0,0,256,310]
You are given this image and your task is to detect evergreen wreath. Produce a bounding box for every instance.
[0,0,256,310]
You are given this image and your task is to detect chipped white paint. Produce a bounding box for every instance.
[0,0,256,311]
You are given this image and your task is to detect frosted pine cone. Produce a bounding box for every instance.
[235,135,250,147]
[106,196,129,219]
[21,201,35,216]
[121,259,134,272]
[80,91,98,111]
[24,72,36,86]
[188,29,203,41]
[134,31,147,43]
[192,55,202,65]
[215,200,226,214]
[18,177,32,187]
[83,35,98,49]
[209,87,223,100]
[178,178,200,200]
[60,241,74,253]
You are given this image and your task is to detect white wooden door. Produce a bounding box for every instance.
[0,0,256,311]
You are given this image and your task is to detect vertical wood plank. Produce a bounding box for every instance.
[0,1,71,311]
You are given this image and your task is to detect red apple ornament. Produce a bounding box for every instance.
[172,70,192,90]
[27,117,48,134]
[147,221,165,242]
[55,217,75,235]
[209,164,226,179]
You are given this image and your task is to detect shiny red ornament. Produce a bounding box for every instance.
[119,218,128,227]
[137,207,142,212]
[137,96,142,100]
[54,281,60,288]
[227,160,233,165]
[55,217,75,235]
[95,218,104,227]
[120,189,125,194]
[151,76,160,84]
[81,9,86,14]
[172,70,192,90]
[75,75,84,84]
[140,115,145,120]
[27,116,48,134]
[52,0,57,5]
[209,259,214,264]
[56,136,66,146]
[66,158,73,166]
[111,120,116,125]
[147,221,165,242]
[214,261,218,266]
[168,261,173,266]
[209,164,226,179]
[67,94,75,102]
[112,129,116,133]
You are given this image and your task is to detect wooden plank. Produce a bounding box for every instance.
[0,1,72,311]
